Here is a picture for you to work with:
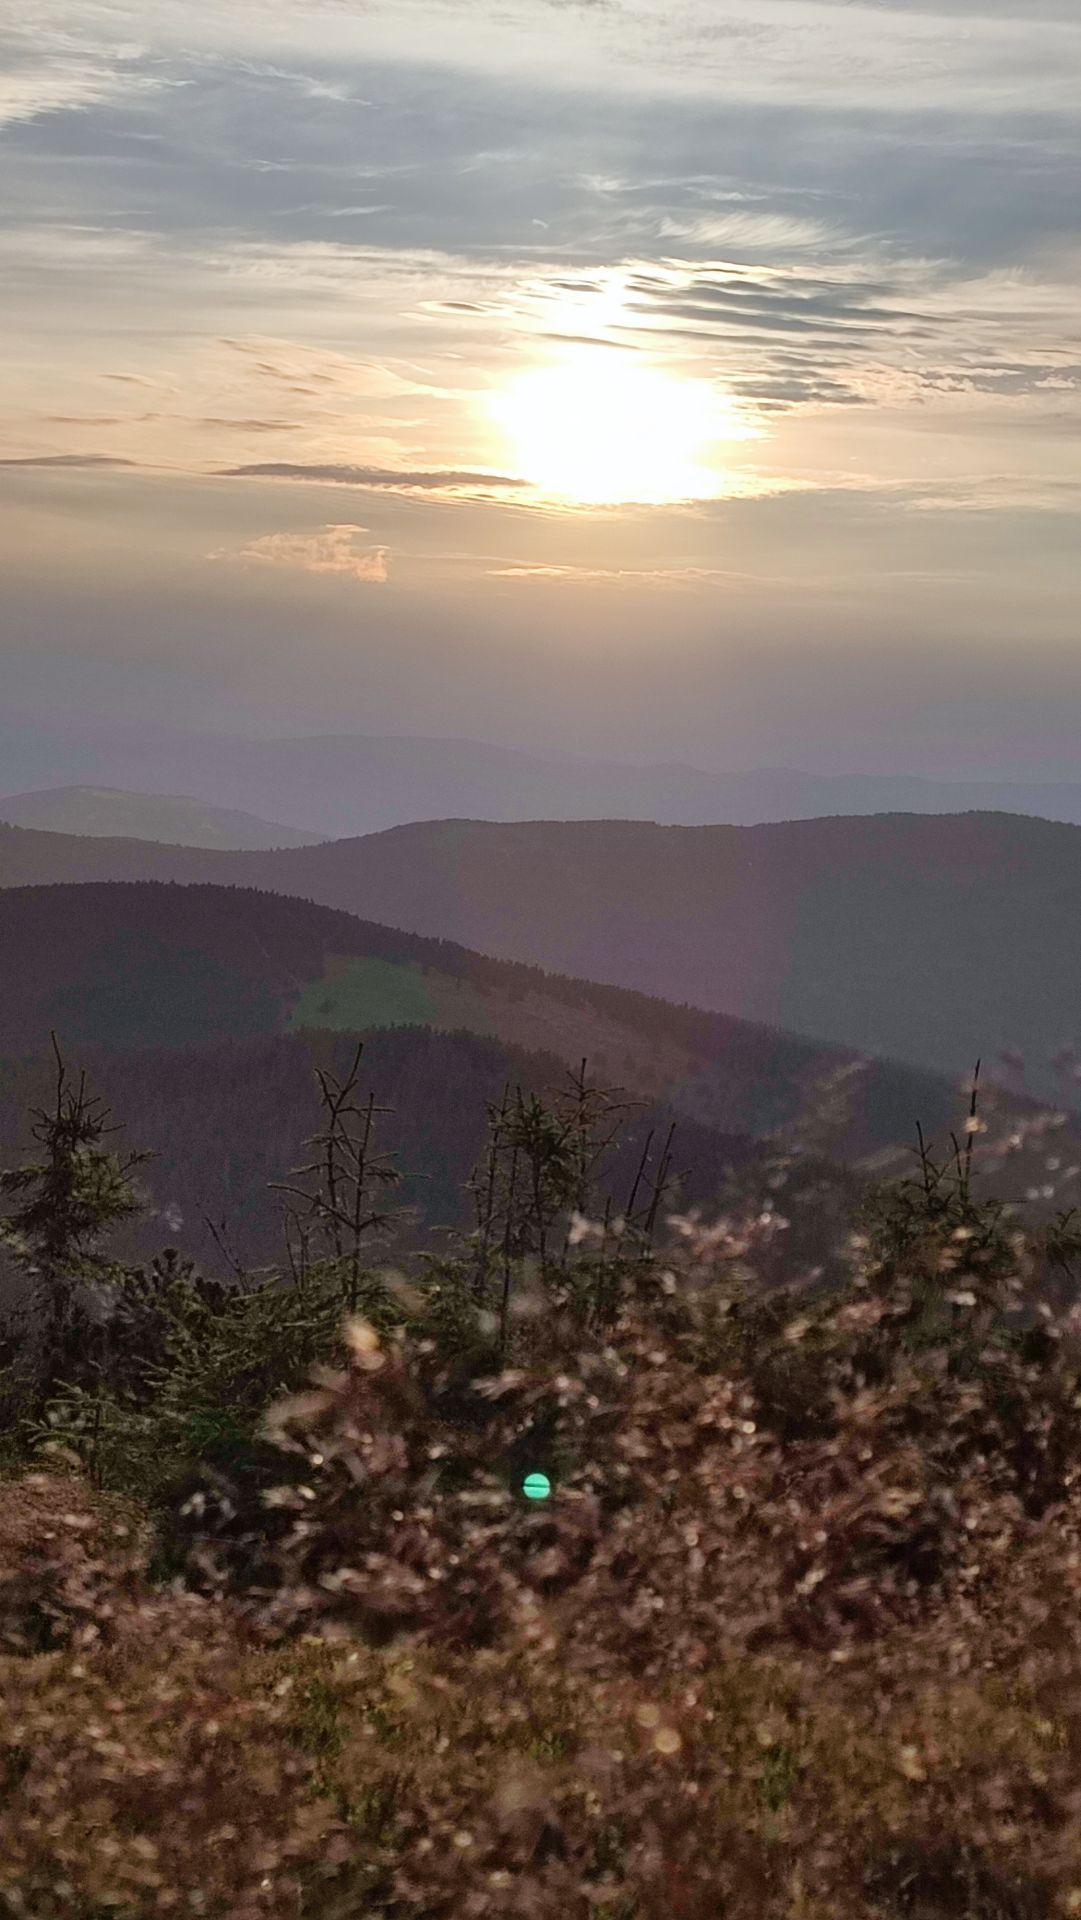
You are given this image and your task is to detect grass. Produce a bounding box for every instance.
[290,956,440,1032]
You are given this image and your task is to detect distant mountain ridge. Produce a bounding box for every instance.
[6,812,1081,1096]
[0,786,321,850]
[8,723,1081,835]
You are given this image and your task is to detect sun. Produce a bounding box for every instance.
[491,352,753,506]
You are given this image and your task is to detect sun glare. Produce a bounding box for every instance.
[492,354,753,506]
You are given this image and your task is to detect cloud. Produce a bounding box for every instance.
[541,253,1081,425]
[194,418,305,432]
[0,29,150,130]
[10,36,1073,296]
[224,461,525,493]
[0,0,1078,714]
[212,524,389,582]
[488,562,751,588]
[0,453,139,469]
[802,0,1079,17]
[39,415,151,428]
[617,260,935,364]
[64,0,1078,113]
[656,210,837,253]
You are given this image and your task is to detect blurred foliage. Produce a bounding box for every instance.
[4,1051,1081,1913]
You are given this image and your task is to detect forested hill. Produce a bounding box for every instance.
[0,881,975,1161]
[0,821,236,887]
[0,1030,755,1270]
[2,880,1075,1269]
[5,812,1081,1092]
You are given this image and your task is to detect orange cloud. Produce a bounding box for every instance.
[212,524,389,584]
[487,563,749,589]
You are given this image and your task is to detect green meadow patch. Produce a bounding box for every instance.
[291,955,440,1032]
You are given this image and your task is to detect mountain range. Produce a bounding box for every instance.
[0,787,323,851]
[9,724,1081,837]
[3,812,1081,1097]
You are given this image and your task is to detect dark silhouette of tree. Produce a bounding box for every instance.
[273,1040,402,1308]
[0,1036,149,1376]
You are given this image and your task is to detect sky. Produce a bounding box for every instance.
[1,0,1079,776]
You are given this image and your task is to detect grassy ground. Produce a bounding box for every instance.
[290,956,440,1032]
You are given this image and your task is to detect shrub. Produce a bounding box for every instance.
[6,1059,1081,1915]
[0,1473,347,1919]
[0,1472,144,1655]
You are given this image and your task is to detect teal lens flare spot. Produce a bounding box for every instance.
[522,1471,552,1501]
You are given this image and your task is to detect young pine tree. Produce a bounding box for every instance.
[0,1038,149,1374]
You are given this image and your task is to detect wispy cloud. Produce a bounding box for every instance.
[211,524,389,582]
[488,562,755,588]
[224,461,526,493]
[0,453,140,469]
[0,28,155,130]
